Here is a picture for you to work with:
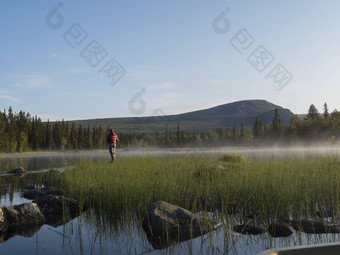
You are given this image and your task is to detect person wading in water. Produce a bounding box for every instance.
[106,129,119,162]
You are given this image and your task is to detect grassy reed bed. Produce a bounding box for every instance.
[55,154,340,230]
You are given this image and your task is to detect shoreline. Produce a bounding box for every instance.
[0,149,107,158]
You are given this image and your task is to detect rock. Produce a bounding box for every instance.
[0,207,7,234]
[225,202,238,214]
[0,195,83,245]
[7,167,26,175]
[185,192,236,213]
[24,185,36,190]
[316,209,333,218]
[33,195,80,227]
[142,201,222,250]
[287,219,340,234]
[233,224,265,235]
[0,203,45,230]
[268,223,293,237]
[23,187,64,200]
[200,195,218,211]
[0,205,43,245]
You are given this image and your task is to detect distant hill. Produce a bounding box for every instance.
[74,100,294,134]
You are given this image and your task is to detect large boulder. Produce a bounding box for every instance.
[0,207,7,234]
[142,201,222,249]
[0,195,82,245]
[33,195,80,227]
[0,203,45,234]
[0,204,43,245]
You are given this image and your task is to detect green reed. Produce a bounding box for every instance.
[54,154,340,229]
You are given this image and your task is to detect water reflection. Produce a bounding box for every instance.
[0,151,109,174]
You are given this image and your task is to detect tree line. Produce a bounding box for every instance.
[1,103,340,153]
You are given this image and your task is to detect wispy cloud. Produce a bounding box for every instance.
[11,74,55,89]
[0,95,20,102]
[49,53,59,58]
[210,79,228,86]
[146,82,177,91]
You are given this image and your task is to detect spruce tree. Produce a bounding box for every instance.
[240,122,244,142]
[78,125,84,149]
[305,104,320,120]
[323,103,329,119]
[176,122,181,144]
[272,108,281,133]
[165,125,168,145]
[45,120,52,150]
[253,116,259,137]
[69,123,78,149]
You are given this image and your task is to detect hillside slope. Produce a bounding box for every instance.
[74,100,294,133]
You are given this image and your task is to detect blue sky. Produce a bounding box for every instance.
[1,0,340,120]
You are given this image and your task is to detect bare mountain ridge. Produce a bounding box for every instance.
[74,100,294,133]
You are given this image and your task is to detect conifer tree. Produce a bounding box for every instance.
[69,123,78,149]
[45,120,52,149]
[323,102,329,119]
[78,125,84,149]
[253,116,259,137]
[7,107,18,152]
[305,104,320,120]
[165,125,168,145]
[176,122,181,144]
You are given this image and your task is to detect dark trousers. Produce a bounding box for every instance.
[109,143,116,161]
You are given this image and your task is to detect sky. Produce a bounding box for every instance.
[1,0,340,121]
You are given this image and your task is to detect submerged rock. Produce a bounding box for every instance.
[24,185,36,190]
[286,219,340,234]
[23,187,64,200]
[268,223,293,237]
[185,192,237,214]
[225,202,238,214]
[142,201,222,249]
[233,224,265,235]
[316,209,334,219]
[7,167,26,175]
[33,195,80,227]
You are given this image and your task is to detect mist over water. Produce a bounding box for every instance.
[1,145,340,175]
[117,145,340,159]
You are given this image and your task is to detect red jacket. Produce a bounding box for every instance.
[107,133,118,144]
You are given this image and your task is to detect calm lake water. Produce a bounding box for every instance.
[1,147,340,255]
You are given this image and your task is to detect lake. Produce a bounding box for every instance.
[1,147,340,255]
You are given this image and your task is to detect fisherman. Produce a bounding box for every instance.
[106,129,119,162]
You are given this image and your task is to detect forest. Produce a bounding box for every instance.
[1,103,340,153]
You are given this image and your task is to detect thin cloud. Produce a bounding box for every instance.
[146,82,177,91]
[11,74,55,89]
[0,95,20,102]
[49,53,59,58]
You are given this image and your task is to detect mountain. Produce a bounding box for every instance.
[74,100,294,133]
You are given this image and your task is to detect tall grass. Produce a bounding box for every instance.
[55,154,340,230]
